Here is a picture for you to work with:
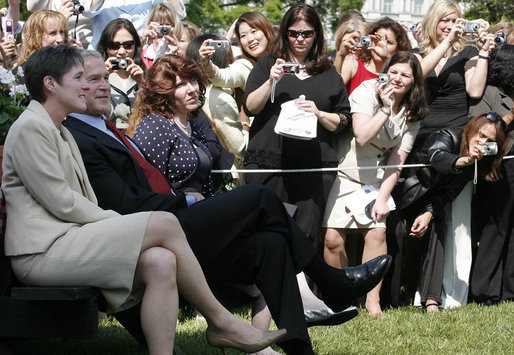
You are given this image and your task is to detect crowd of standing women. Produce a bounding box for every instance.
[0,0,513,352]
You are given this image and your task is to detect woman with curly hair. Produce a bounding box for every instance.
[127,55,215,196]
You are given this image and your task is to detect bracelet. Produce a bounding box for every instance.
[379,107,391,116]
[478,54,489,60]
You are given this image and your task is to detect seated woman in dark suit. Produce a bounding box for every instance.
[1,45,285,354]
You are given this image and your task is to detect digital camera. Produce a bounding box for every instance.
[71,0,84,15]
[2,18,14,41]
[378,73,390,86]
[156,25,172,37]
[479,142,498,156]
[281,62,300,74]
[110,59,128,70]
[356,36,372,48]
[495,31,507,46]
[209,40,229,50]
[406,22,416,32]
[464,21,480,33]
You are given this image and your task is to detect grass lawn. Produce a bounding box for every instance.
[3,302,513,354]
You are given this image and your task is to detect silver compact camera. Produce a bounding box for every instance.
[464,21,480,33]
[156,25,172,37]
[356,36,372,48]
[378,73,390,86]
[71,0,84,14]
[495,31,507,46]
[110,59,128,70]
[406,22,416,32]
[479,142,498,156]
[281,62,300,74]
[209,40,229,50]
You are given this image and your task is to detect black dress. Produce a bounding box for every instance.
[243,54,351,246]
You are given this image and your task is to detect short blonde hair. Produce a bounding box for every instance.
[19,10,70,65]
[420,0,464,57]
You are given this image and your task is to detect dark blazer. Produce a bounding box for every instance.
[65,116,188,215]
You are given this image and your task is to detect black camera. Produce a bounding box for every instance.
[156,25,172,37]
[495,31,507,47]
[71,0,84,15]
[356,36,372,48]
[464,21,480,33]
[110,59,128,70]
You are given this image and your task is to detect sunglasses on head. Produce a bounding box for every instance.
[287,30,315,38]
[484,112,508,132]
[108,40,135,50]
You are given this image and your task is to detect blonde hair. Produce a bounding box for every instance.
[334,19,366,52]
[181,21,201,42]
[492,22,514,43]
[146,3,184,40]
[19,10,70,65]
[420,0,464,57]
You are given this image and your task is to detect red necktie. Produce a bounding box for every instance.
[104,120,172,194]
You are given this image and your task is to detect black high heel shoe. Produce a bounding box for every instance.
[205,327,287,354]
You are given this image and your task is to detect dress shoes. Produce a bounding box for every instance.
[325,254,392,311]
[305,306,358,327]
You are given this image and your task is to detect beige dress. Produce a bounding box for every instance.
[3,101,151,312]
[323,79,420,229]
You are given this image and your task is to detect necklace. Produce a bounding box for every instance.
[173,118,191,136]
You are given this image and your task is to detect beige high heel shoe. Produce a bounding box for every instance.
[205,327,287,354]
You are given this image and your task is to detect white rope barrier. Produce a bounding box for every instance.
[211,154,514,174]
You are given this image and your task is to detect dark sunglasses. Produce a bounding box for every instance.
[484,112,508,132]
[287,30,315,38]
[108,40,135,50]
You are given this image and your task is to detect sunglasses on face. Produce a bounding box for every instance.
[287,29,315,38]
[108,40,135,50]
[484,111,508,132]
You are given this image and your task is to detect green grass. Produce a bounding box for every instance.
[3,302,513,354]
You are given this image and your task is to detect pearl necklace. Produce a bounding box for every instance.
[174,118,191,136]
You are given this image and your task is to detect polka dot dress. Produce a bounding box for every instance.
[133,113,215,196]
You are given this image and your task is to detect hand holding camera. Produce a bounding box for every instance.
[107,57,144,86]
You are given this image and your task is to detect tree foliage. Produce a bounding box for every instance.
[186,0,365,34]
[457,0,513,24]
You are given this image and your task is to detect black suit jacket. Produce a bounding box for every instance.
[65,116,188,215]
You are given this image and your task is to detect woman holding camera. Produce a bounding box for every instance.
[323,51,429,315]
[408,0,492,308]
[339,17,411,95]
[97,19,144,130]
[392,111,510,312]
[140,2,183,69]
[243,4,351,253]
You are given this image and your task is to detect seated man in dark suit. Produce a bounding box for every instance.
[66,50,391,355]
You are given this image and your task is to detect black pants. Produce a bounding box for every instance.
[119,184,316,353]
[470,154,514,302]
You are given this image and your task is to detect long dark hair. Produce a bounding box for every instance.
[270,4,330,75]
[97,19,143,68]
[380,51,428,122]
[234,12,275,65]
[127,55,207,137]
[487,44,514,98]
